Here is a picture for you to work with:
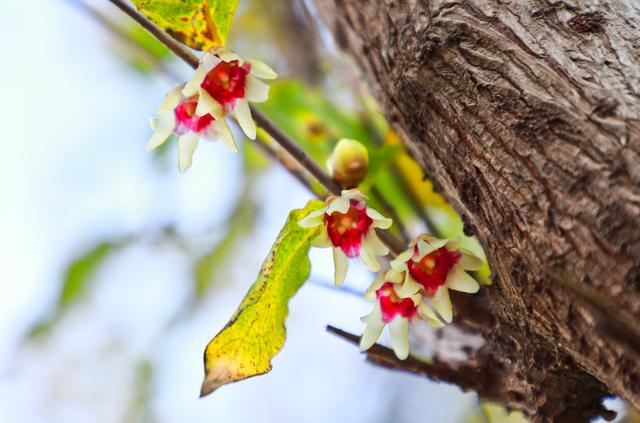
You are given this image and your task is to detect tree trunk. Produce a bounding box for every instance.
[314,1,640,421]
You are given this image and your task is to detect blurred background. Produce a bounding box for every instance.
[0,0,627,422]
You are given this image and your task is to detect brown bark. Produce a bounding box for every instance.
[314,0,640,421]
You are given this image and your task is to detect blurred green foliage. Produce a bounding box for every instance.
[30,241,123,338]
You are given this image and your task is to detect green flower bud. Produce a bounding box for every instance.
[327,139,369,188]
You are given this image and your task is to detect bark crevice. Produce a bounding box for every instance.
[315,0,640,420]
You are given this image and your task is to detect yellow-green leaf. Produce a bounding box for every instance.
[131,0,239,50]
[200,200,324,396]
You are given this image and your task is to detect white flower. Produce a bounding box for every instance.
[298,189,392,285]
[360,269,444,360]
[390,234,483,323]
[182,47,277,140]
[146,84,236,172]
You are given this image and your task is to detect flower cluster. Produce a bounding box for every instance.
[359,235,483,359]
[147,48,276,171]
[299,189,391,285]
[391,234,483,323]
[360,269,444,359]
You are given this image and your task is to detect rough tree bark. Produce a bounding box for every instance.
[314,1,640,421]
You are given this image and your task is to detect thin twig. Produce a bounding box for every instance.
[106,0,405,256]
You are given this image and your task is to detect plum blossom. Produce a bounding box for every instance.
[146,84,235,172]
[182,47,277,140]
[360,269,444,359]
[391,234,483,323]
[298,189,392,285]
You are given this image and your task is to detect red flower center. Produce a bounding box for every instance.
[325,199,373,258]
[200,59,250,107]
[174,98,215,135]
[376,282,418,323]
[407,246,461,296]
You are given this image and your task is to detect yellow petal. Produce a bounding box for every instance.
[359,242,381,272]
[182,65,207,98]
[458,249,483,271]
[298,208,326,228]
[388,317,410,360]
[397,273,422,298]
[333,247,349,286]
[431,287,453,323]
[246,58,278,79]
[177,133,200,172]
[233,98,256,139]
[367,208,392,229]
[245,75,270,103]
[390,249,413,271]
[196,89,224,118]
[159,84,183,111]
[418,303,445,328]
[360,302,385,351]
[326,196,350,215]
[206,118,237,152]
[446,267,479,293]
[147,112,175,151]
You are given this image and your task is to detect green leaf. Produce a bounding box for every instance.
[200,200,323,396]
[29,241,121,338]
[131,0,239,50]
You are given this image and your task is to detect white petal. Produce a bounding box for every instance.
[445,237,461,251]
[311,229,332,247]
[459,249,483,271]
[182,65,207,97]
[364,274,386,300]
[205,118,237,152]
[418,303,445,328]
[364,229,389,256]
[213,47,241,63]
[390,249,413,271]
[367,208,392,229]
[359,303,384,351]
[201,51,222,71]
[333,247,349,286]
[397,273,423,298]
[147,112,175,151]
[245,75,270,103]
[416,238,443,258]
[446,266,480,293]
[177,133,199,172]
[326,196,350,214]
[431,287,453,323]
[246,58,277,79]
[359,242,381,272]
[384,269,404,284]
[159,84,183,111]
[388,317,410,360]
[298,208,326,228]
[196,89,224,118]
[341,189,368,202]
[233,98,256,139]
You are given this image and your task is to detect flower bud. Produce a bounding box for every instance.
[327,138,369,188]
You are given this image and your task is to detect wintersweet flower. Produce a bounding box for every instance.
[298,189,392,285]
[390,234,483,323]
[146,84,236,172]
[360,270,444,359]
[182,47,277,140]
